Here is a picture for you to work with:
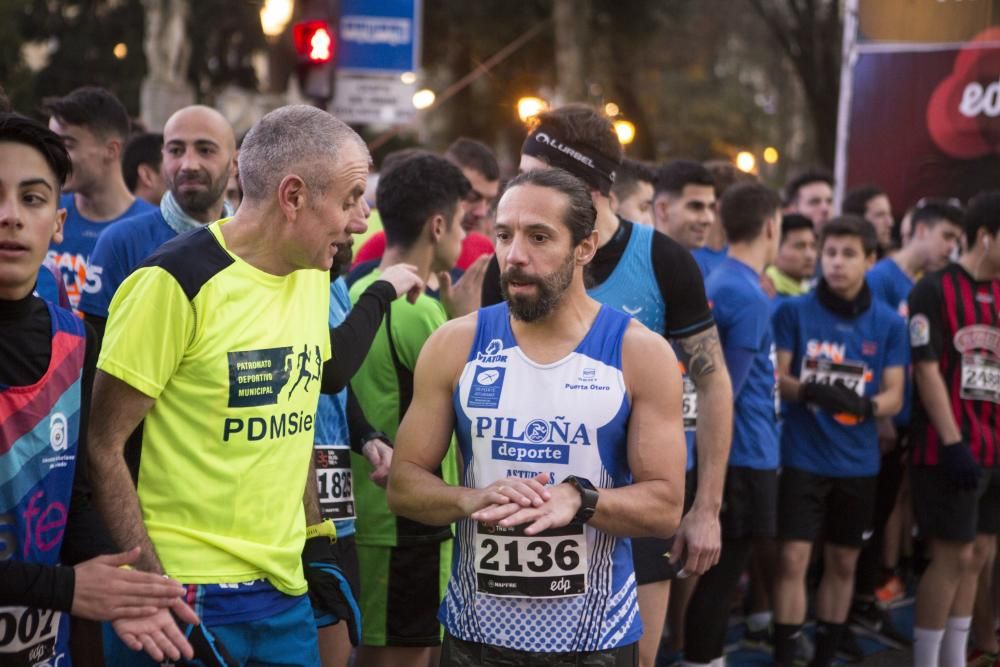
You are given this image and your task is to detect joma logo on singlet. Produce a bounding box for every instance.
[478,416,591,464]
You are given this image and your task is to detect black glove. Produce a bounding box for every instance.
[170,616,238,666]
[302,536,361,646]
[941,441,981,491]
[799,380,874,418]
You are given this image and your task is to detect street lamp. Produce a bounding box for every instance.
[763,147,780,164]
[517,96,548,124]
[261,0,294,38]
[413,89,436,110]
[736,151,756,173]
[613,120,636,146]
[604,102,620,117]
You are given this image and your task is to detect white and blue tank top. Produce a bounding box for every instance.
[440,302,641,652]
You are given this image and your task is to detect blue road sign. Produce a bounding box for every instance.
[338,0,421,74]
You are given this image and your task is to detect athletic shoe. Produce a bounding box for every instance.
[874,575,906,606]
[796,631,814,664]
[741,623,773,652]
[849,600,912,648]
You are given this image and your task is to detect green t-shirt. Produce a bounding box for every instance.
[349,270,458,546]
[99,220,331,595]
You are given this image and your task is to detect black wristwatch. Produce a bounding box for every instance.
[563,476,599,524]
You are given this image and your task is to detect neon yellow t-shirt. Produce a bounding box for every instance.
[98,220,331,595]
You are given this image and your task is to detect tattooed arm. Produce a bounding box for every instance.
[671,325,733,575]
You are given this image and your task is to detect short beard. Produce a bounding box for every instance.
[501,251,575,322]
[330,242,353,277]
[171,174,228,217]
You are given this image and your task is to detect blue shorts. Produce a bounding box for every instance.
[104,594,320,666]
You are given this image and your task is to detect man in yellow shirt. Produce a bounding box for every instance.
[88,105,420,665]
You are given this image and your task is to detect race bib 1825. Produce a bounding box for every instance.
[315,445,354,520]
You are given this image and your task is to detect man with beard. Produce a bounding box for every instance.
[387,167,686,664]
[78,106,236,339]
[482,105,732,667]
[44,87,155,309]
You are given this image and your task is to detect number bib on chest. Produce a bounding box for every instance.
[315,445,354,520]
[0,607,61,666]
[961,354,1000,403]
[475,523,587,598]
[682,376,697,431]
[800,358,866,396]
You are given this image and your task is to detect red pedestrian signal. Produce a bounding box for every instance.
[293,20,334,64]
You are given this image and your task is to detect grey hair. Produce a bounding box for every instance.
[238,105,369,202]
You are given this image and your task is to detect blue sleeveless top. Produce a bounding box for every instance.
[586,222,697,470]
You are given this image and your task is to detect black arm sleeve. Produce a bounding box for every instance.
[346,388,384,454]
[321,279,398,394]
[0,561,75,612]
[62,321,118,565]
[82,313,106,350]
[482,255,503,307]
[651,232,715,338]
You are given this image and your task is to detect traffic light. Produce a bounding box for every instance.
[293,19,335,103]
[293,20,334,64]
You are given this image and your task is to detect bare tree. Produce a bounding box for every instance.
[553,0,589,103]
[747,0,842,167]
[140,0,194,129]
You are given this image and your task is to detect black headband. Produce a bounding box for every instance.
[521,126,620,196]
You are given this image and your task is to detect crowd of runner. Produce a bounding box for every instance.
[0,84,998,667]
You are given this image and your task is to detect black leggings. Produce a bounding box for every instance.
[683,538,755,663]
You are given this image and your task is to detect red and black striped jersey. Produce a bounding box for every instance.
[908,263,1000,466]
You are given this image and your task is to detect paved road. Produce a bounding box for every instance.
[860,648,911,666]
